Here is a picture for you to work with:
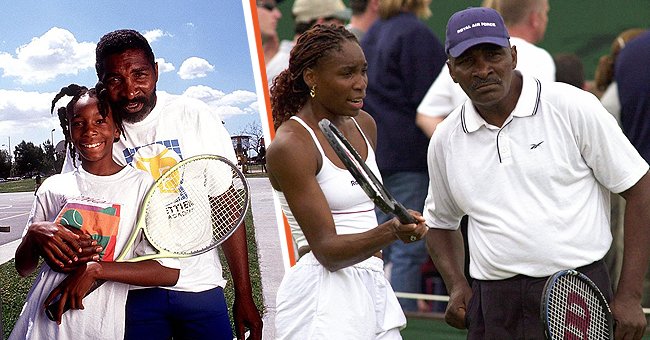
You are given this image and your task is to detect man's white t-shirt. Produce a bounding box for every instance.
[265,40,294,88]
[113,93,237,292]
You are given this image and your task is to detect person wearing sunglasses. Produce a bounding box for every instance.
[257,0,283,63]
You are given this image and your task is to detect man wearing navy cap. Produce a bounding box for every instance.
[423,7,650,339]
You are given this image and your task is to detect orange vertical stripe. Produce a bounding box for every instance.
[282,214,296,266]
[249,0,275,140]
[249,0,295,266]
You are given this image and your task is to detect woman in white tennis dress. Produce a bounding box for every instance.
[266,24,428,339]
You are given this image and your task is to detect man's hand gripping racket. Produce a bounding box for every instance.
[45,154,249,321]
[318,118,427,242]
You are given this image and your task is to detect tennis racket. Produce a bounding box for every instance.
[46,154,249,321]
[318,119,418,234]
[540,269,614,340]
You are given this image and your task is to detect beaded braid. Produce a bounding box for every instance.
[270,24,357,131]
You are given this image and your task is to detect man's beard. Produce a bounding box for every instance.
[117,90,157,124]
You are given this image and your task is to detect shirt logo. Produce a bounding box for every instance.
[55,200,121,261]
[530,141,544,149]
[351,180,359,187]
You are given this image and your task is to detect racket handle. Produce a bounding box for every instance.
[45,279,106,321]
[393,202,417,224]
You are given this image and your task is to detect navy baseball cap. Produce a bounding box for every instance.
[445,7,510,58]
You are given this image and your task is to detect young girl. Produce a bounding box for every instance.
[10,84,180,340]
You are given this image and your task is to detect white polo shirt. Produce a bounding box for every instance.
[266,40,294,88]
[417,37,556,118]
[424,74,649,280]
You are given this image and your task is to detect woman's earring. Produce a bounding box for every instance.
[310,85,316,98]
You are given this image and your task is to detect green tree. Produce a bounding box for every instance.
[13,141,44,177]
[42,140,57,175]
[0,149,10,178]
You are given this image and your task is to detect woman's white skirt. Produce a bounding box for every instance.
[275,252,406,339]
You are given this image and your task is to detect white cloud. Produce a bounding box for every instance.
[183,85,225,102]
[0,27,95,85]
[0,89,61,145]
[177,57,214,79]
[156,58,175,73]
[143,29,172,43]
[218,90,257,106]
[182,85,257,119]
[0,116,60,146]
[0,89,53,120]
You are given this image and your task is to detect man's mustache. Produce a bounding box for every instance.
[118,97,147,107]
[471,78,502,90]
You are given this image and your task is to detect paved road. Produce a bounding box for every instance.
[248,177,285,339]
[0,192,34,244]
[0,177,286,340]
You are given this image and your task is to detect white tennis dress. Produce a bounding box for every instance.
[274,116,406,339]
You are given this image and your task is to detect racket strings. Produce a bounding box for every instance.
[210,182,248,240]
[144,159,248,255]
[547,275,610,339]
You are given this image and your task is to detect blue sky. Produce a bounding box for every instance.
[0,0,264,152]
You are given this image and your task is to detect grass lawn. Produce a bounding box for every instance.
[1,259,37,339]
[0,179,38,194]
[400,317,650,339]
[402,316,467,339]
[1,211,263,339]
[220,211,265,331]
